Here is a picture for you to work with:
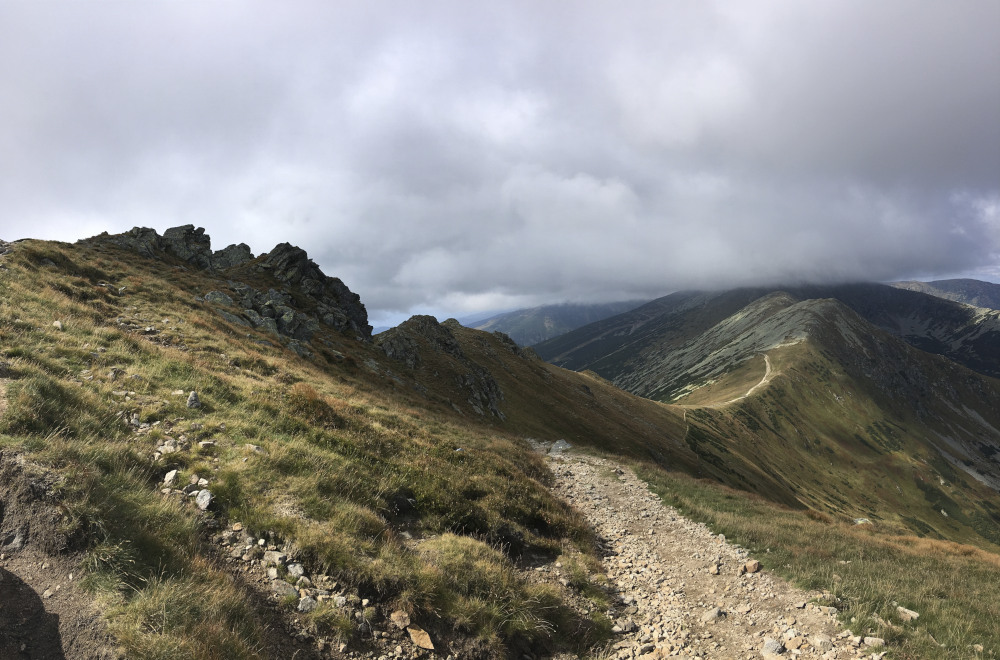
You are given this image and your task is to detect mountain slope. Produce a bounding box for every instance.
[892,278,1000,310]
[536,286,1000,544]
[2,230,999,657]
[471,300,647,346]
[535,283,1000,380]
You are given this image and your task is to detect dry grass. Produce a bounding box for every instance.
[0,238,613,657]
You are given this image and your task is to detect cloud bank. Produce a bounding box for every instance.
[1,1,997,324]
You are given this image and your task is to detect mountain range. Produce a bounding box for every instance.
[891,278,1000,311]
[0,227,997,658]
[470,301,647,346]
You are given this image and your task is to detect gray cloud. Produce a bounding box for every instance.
[1,0,997,325]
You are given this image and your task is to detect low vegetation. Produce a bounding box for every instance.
[0,239,610,658]
[635,461,1000,658]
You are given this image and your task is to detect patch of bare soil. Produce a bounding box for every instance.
[0,452,119,660]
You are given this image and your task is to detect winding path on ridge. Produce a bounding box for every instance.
[542,445,885,659]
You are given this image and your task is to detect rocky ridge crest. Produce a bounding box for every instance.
[82,225,371,340]
[375,316,511,420]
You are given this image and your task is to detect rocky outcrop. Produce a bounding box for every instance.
[162,225,214,269]
[83,226,371,339]
[91,225,254,271]
[376,316,505,420]
[212,242,254,269]
[257,244,369,337]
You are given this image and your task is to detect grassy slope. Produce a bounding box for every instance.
[0,239,623,658]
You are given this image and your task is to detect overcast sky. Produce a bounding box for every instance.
[1,1,998,326]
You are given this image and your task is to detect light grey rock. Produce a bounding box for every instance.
[897,605,919,621]
[186,391,201,408]
[263,551,287,566]
[286,562,305,578]
[163,470,177,487]
[762,637,784,655]
[195,489,212,510]
[811,634,833,652]
[700,606,722,623]
[864,637,885,647]
[272,580,298,598]
[204,291,234,306]
[297,596,318,612]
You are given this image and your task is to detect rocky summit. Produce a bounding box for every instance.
[82,225,371,339]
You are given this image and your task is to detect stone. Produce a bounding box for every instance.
[266,567,279,579]
[864,637,885,647]
[744,559,761,573]
[296,576,312,589]
[163,470,178,487]
[162,225,213,268]
[708,563,720,575]
[287,563,305,578]
[213,243,254,269]
[186,391,201,408]
[700,607,722,623]
[896,605,919,622]
[297,597,318,613]
[761,637,784,655]
[406,625,434,651]
[811,634,834,652]
[390,610,411,629]
[195,489,213,510]
[263,551,287,566]
[52,321,63,331]
[272,580,298,598]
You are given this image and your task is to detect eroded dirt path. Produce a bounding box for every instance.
[544,447,885,659]
[719,354,773,407]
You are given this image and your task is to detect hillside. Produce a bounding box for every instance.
[471,301,646,346]
[1,229,999,658]
[535,283,1000,380]
[892,278,1000,310]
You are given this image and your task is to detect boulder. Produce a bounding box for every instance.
[162,225,213,269]
[195,489,212,511]
[204,291,234,306]
[212,243,254,269]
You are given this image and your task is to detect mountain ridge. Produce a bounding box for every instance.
[1,228,999,657]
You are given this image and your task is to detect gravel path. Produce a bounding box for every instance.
[544,447,888,660]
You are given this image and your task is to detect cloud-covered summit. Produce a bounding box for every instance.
[1,1,997,325]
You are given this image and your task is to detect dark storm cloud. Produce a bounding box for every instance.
[1,1,997,324]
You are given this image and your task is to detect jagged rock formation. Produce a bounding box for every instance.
[82,226,371,339]
[375,316,507,419]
